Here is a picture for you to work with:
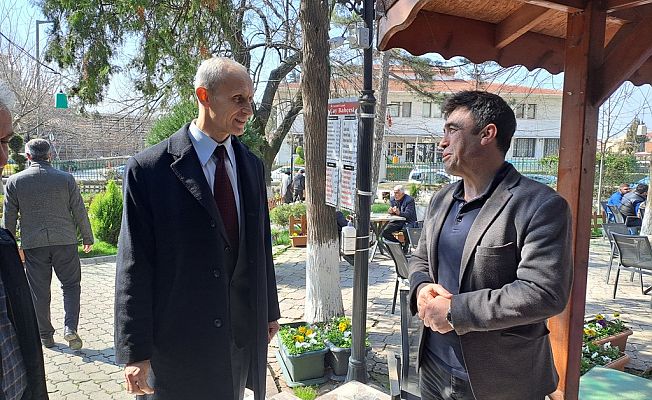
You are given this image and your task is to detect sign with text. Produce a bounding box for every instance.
[325,98,359,211]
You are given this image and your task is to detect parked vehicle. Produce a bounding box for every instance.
[271,166,304,182]
[407,168,460,185]
[522,174,557,186]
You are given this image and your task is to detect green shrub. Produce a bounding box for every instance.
[407,183,421,199]
[89,180,123,246]
[78,240,118,258]
[269,203,307,228]
[271,228,290,246]
[293,386,317,400]
[371,203,390,213]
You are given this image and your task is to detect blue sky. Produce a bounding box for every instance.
[4,0,651,136]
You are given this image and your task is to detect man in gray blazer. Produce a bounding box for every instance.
[409,91,572,400]
[3,139,93,350]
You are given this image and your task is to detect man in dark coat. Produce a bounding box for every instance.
[293,169,305,201]
[0,79,49,400]
[114,57,280,400]
[382,185,418,246]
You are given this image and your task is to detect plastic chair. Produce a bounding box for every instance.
[405,227,422,253]
[608,205,625,224]
[611,233,652,307]
[602,223,629,283]
[385,241,410,314]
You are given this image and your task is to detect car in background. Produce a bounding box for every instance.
[523,174,557,186]
[271,166,304,182]
[407,168,460,185]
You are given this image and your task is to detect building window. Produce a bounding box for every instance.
[543,138,559,156]
[388,141,404,157]
[416,143,437,163]
[402,102,412,117]
[514,104,537,119]
[421,102,441,118]
[406,143,416,162]
[512,138,536,157]
[388,104,400,117]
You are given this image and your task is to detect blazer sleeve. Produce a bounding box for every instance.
[68,175,94,245]
[2,177,18,237]
[408,193,440,315]
[451,195,573,335]
[114,158,156,364]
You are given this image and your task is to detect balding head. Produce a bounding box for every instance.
[194,57,249,93]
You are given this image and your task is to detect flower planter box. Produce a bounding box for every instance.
[604,353,630,371]
[278,343,328,382]
[290,235,307,247]
[325,341,372,378]
[593,329,633,353]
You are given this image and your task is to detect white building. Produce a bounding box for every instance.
[274,70,562,175]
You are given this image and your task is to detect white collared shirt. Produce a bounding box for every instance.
[188,121,241,229]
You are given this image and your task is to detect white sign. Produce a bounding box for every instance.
[325,98,359,211]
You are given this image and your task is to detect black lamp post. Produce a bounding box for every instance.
[340,0,376,383]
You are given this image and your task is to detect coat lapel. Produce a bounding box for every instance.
[232,137,261,240]
[458,169,520,285]
[429,184,457,283]
[168,125,230,244]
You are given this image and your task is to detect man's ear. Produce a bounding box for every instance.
[480,124,498,144]
[196,87,210,106]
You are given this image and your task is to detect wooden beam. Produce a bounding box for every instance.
[522,0,586,12]
[380,10,566,74]
[551,3,606,400]
[496,5,558,49]
[606,0,652,12]
[593,19,652,106]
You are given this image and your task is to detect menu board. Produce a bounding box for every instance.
[325,98,359,211]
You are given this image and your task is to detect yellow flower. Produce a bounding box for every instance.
[339,321,348,332]
[294,335,305,343]
[298,326,307,334]
[614,312,620,318]
[306,329,313,336]
[584,328,591,335]
[595,314,604,321]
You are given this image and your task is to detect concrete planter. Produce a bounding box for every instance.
[278,343,328,382]
[325,341,371,378]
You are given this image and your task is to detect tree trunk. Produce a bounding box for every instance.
[371,50,392,199]
[299,0,344,323]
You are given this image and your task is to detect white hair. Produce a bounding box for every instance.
[194,57,248,92]
[393,185,404,193]
[0,79,16,113]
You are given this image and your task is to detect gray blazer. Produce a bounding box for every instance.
[409,167,573,400]
[2,161,93,249]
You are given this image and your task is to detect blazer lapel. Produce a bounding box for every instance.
[168,125,230,244]
[429,184,457,283]
[458,170,519,285]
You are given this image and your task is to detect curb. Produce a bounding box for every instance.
[80,255,117,265]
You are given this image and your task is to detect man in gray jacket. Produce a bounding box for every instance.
[410,91,572,400]
[3,139,93,350]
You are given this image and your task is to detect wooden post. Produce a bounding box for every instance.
[550,3,605,399]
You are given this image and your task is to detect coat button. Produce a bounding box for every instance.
[214,319,222,328]
[213,270,221,278]
[225,246,231,253]
[210,221,216,228]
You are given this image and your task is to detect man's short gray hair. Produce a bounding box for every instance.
[393,185,404,193]
[26,139,51,161]
[0,80,16,114]
[194,57,248,93]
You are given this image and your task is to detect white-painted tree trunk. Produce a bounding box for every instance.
[304,241,344,324]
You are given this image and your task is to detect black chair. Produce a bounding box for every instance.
[611,233,652,307]
[602,223,629,283]
[405,227,422,254]
[385,241,410,315]
[608,205,625,224]
[388,289,422,400]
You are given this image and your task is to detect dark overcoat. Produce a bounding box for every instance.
[114,125,280,399]
[409,168,573,400]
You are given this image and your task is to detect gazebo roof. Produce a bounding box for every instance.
[377,0,652,88]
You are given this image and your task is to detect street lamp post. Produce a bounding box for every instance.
[346,0,375,383]
[32,20,54,143]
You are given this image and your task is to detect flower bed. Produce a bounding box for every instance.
[277,323,328,383]
[323,316,371,377]
[583,313,632,352]
[581,342,627,375]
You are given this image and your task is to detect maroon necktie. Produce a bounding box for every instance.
[214,146,239,252]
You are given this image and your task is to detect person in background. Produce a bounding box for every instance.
[3,139,93,350]
[293,168,306,202]
[382,185,418,249]
[0,78,49,400]
[281,170,293,204]
[619,183,647,218]
[605,183,630,222]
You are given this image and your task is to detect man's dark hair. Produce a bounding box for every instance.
[635,183,648,194]
[442,91,517,154]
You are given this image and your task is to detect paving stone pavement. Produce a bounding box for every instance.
[42,238,651,398]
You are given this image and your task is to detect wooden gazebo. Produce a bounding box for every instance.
[377,0,652,398]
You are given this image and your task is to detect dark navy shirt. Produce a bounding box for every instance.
[425,162,513,381]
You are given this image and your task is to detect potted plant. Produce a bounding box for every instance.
[289,215,307,247]
[580,342,630,375]
[583,313,632,352]
[277,323,328,383]
[323,316,370,378]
